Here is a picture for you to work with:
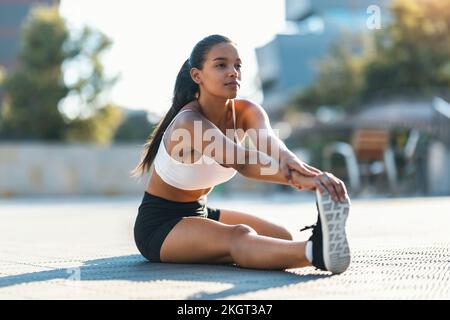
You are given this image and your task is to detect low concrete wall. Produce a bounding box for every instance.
[0,143,149,197]
[0,143,283,197]
[5,141,447,198]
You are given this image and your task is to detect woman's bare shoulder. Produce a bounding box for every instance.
[168,103,211,133]
[234,99,267,130]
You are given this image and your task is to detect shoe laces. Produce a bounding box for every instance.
[300,224,316,232]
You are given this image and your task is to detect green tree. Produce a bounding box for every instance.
[65,104,123,144]
[0,65,5,134]
[63,26,118,119]
[114,110,156,142]
[0,65,5,84]
[1,5,68,140]
[61,24,121,144]
[363,0,450,100]
[0,4,121,143]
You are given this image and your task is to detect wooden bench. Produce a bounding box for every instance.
[351,129,390,161]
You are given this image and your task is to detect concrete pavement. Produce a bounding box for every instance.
[0,194,449,299]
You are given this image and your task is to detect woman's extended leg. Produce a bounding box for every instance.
[160,216,311,270]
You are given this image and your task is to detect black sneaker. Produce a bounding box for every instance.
[301,189,351,274]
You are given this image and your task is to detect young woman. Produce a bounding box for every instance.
[132,35,351,274]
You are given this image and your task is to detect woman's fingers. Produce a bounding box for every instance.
[315,180,328,195]
[290,170,349,202]
[336,178,349,202]
[324,172,348,202]
[341,180,349,199]
[304,163,323,175]
[317,174,339,202]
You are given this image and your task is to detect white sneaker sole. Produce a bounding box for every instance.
[316,189,351,274]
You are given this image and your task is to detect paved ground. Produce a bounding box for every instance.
[0,193,449,299]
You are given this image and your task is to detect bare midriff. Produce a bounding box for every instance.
[146,167,214,202]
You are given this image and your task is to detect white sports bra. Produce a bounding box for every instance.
[153,100,241,190]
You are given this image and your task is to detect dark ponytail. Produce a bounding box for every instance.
[131,35,232,177]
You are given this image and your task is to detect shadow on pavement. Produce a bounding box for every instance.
[0,255,329,299]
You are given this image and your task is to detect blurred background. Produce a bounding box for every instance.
[0,0,449,199]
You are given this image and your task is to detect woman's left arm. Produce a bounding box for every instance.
[241,100,322,185]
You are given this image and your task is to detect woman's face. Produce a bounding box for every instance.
[191,42,242,99]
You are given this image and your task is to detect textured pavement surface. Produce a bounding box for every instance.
[0,194,449,300]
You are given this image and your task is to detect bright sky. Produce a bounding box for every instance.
[59,0,286,116]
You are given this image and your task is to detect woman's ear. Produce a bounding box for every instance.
[190,68,201,84]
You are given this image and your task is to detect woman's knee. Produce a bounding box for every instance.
[231,224,257,238]
[228,224,257,266]
[229,224,256,250]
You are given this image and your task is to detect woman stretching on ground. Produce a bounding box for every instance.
[132,35,351,274]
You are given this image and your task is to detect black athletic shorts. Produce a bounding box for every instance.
[134,191,221,262]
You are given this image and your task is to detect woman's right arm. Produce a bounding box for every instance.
[238,154,348,202]
[178,111,293,185]
[237,149,294,186]
[178,112,347,201]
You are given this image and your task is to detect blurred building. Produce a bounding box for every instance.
[255,0,390,117]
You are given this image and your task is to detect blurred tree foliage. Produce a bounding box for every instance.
[0,65,5,119]
[363,0,450,100]
[65,104,123,144]
[114,111,155,142]
[293,0,450,113]
[0,66,5,85]
[0,5,68,140]
[0,4,126,144]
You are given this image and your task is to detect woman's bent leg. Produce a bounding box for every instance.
[217,208,293,240]
[160,217,311,270]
